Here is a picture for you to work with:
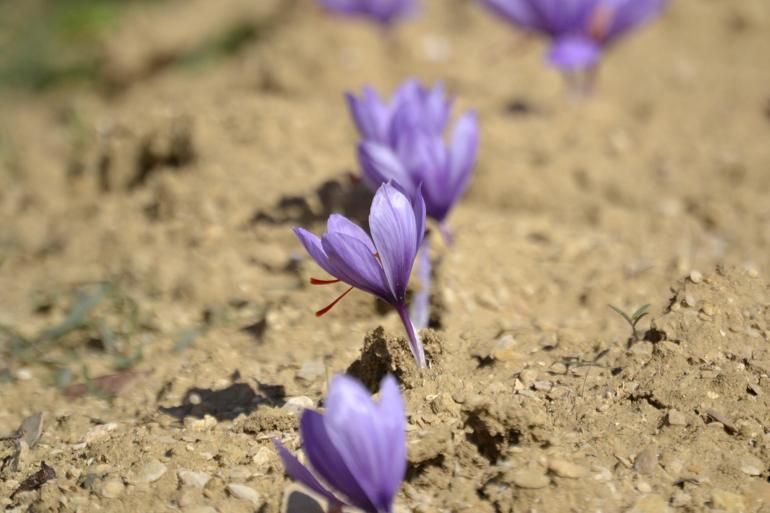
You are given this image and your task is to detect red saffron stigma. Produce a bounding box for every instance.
[315,286,354,317]
[310,277,340,285]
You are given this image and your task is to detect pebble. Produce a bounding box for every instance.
[670,490,691,508]
[684,294,696,308]
[666,409,687,426]
[252,447,273,467]
[635,479,652,493]
[519,369,538,386]
[132,459,168,484]
[634,446,659,475]
[549,362,568,375]
[99,478,125,499]
[628,494,670,513]
[283,396,314,414]
[739,455,764,476]
[533,381,552,391]
[226,483,262,505]
[296,361,325,382]
[185,415,218,432]
[547,458,587,478]
[689,270,703,283]
[83,423,119,444]
[178,470,210,488]
[510,470,550,489]
[710,489,744,513]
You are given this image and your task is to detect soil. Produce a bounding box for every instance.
[1,1,770,512]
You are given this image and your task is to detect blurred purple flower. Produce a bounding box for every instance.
[346,79,451,146]
[481,0,667,70]
[358,111,478,225]
[294,182,427,366]
[274,374,406,513]
[319,0,418,26]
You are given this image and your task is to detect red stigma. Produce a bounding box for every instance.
[315,286,355,317]
[310,277,341,285]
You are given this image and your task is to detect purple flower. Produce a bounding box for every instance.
[273,374,406,513]
[346,79,451,146]
[294,182,427,366]
[319,0,418,26]
[358,111,478,225]
[481,0,667,70]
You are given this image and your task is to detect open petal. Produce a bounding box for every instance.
[548,35,602,70]
[322,232,393,301]
[448,111,479,203]
[358,142,416,196]
[272,439,344,508]
[301,410,378,513]
[294,227,338,278]
[346,88,389,143]
[323,375,401,513]
[327,214,376,254]
[412,185,426,249]
[369,183,419,303]
[375,376,407,499]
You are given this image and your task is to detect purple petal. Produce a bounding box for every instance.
[301,410,378,513]
[369,183,419,303]
[601,0,667,42]
[346,88,390,143]
[358,142,416,195]
[448,111,479,201]
[548,35,602,70]
[273,438,344,507]
[412,185,426,249]
[323,375,404,513]
[375,376,407,495]
[327,214,376,254]
[321,232,393,301]
[294,227,337,278]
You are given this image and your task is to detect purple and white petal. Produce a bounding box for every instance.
[447,111,479,203]
[369,183,419,303]
[293,227,338,278]
[548,35,602,70]
[602,0,667,43]
[346,88,390,143]
[272,439,344,508]
[375,376,407,499]
[327,214,377,254]
[322,232,394,301]
[301,410,378,513]
[358,142,416,196]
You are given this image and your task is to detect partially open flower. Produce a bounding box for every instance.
[274,374,406,513]
[481,0,667,71]
[318,0,418,27]
[294,182,427,367]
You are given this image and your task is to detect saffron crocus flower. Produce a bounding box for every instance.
[319,0,418,27]
[358,112,478,229]
[274,374,406,513]
[294,182,427,367]
[346,79,451,146]
[481,0,667,71]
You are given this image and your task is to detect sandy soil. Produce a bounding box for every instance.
[1,0,770,512]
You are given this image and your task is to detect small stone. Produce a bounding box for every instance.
[99,478,125,499]
[666,409,687,426]
[132,459,168,484]
[15,368,32,381]
[548,458,587,478]
[283,396,315,415]
[519,369,538,386]
[533,381,552,391]
[628,494,670,513]
[252,447,273,466]
[700,303,716,316]
[188,393,202,405]
[710,489,744,513]
[226,483,262,505]
[634,446,659,475]
[185,415,218,432]
[510,470,550,489]
[636,479,652,493]
[739,455,764,476]
[684,294,696,308]
[549,362,568,375]
[296,361,325,382]
[83,423,119,444]
[689,270,703,284]
[178,470,210,488]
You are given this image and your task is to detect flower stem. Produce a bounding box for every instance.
[410,237,431,331]
[396,304,426,368]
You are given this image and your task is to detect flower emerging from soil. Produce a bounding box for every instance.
[294,182,427,367]
[318,0,418,26]
[481,0,667,71]
[349,79,478,231]
[273,374,406,513]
